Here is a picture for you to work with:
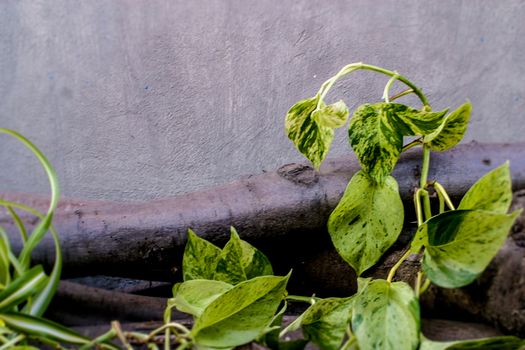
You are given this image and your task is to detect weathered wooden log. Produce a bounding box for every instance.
[2,143,525,335]
[1,142,523,282]
[46,281,174,327]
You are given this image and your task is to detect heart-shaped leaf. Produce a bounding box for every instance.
[458,162,512,214]
[281,297,354,350]
[348,103,403,183]
[169,279,233,318]
[328,171,404,275]
[411,209,521,288]
[425,101,472,151]
[182,229,221,281]
[285,96,335,169]
[386,104,448,136]
[214,227,273,284]
[192,274,290,348]
[312,100,349,128]
[352,280,420,350]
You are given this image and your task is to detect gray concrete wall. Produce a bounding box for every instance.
[1,0,524,201]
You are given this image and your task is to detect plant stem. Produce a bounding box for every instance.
[382,73,399,103]
[390,88,414,101]
[420,145,431,189]
[415,271,423,297]
[433,182,455,210]
[402,138,422,152]
[79,328,119,350]
[414,189,424,226]
[286,294,319,304]
[436,186,446,214]
[387,249,411,283]
[340,335,357,350]
[419,279,431,295]
[421,190,432,221]
[316,63,429,108]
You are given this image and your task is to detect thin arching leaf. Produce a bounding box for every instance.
[0,266,48,312]
[0,228,11,287]
[458,162,512,214]
[0,313,90,345]
[328,171,404,275]
[420,335,525,350]
[352,280,420,350]
[285,95,334,169]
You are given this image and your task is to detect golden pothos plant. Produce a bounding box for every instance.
[280,62,523,349]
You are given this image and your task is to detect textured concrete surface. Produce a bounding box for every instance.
[1,1,524,200]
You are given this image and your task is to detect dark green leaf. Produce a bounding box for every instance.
[312,100,349,128]
[214,227,273,284]
[285,95,334,169]
[458,162,512,214]
[170,279,233,318]
[182,229,221,281]
[348,103,403,183]
[420,335,525,350]
[192,274,290,348]
[411,210,521,288]
[426,101,472,151]
[0,266,48,312]
[352,280,420,350]
[328,171,404,275]
[0,313,90,345]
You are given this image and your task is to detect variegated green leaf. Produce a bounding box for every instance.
[285,95,334,169]
[182,229,221,281]
[328,171,404,275]
[0,313,90,345]
[458,162,512,214]
[282,297,354,350]
[411,209,521,288]
[426,101,472,151]
[419,335,525,350]
[386,103,448,136]
[192,274,290,348]
[312,100,349,128]
[0,266,48,312]
[214,227,273,284]
[169,279,233,318]
[352,280,420,350]
[348,103,403,183]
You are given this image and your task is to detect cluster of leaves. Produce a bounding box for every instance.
[0,128,117,349]
[165,228,290,349]
[282,63,524,349]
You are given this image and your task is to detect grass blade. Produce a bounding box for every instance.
[0,313,90,345]
[0,266,47,312]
